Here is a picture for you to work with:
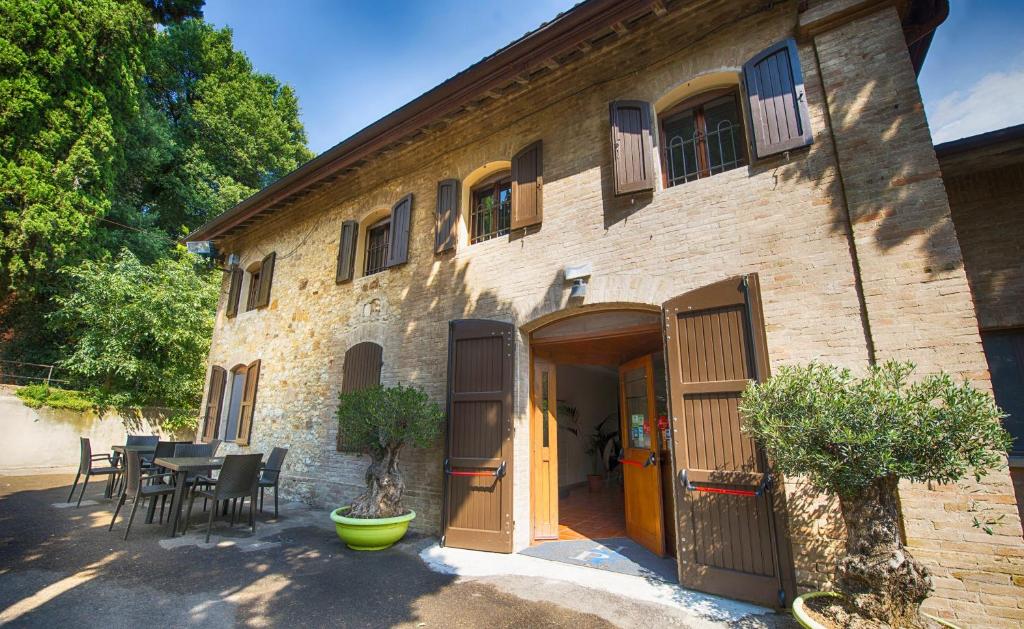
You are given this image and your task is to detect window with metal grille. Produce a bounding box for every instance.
[470,174,511,244]
[661,89,747,188]
[364,217,390,276]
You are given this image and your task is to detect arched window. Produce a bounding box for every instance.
[469,171,512,243]
[245,261,263,310]
[223,360,261,445]
[338,342,383,451]
[659,87,747,187]
[364,216,391,276]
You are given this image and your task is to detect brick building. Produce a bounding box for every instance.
[186,0,1024,624]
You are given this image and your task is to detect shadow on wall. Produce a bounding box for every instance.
[0,391,189,473]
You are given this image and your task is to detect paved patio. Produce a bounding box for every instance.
[0,474,796,627]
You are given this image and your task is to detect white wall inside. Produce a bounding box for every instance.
[555,364,619,488]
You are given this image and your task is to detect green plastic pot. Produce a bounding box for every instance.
[793,592,960,629]
[330,507,415,551]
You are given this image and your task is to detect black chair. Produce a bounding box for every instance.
[108,451,176,540]
[185,454,262,543]
[258,447,288,518]
[69,438,120,507]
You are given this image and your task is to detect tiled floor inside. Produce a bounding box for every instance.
[557,483,626,541]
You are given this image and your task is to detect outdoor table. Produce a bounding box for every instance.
[153,456,224,538]
[106,444,158,498]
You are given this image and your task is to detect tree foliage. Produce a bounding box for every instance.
[337,385,445,457]
[51,248,219,424]
[739,361,1010,499]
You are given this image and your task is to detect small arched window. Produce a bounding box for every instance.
[659,88,747,187]
[470,171,512,243]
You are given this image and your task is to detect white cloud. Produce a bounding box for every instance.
[927,67,1024,143]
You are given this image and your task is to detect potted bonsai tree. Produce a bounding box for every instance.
[740,361,1009,629]
[331,383,444,550]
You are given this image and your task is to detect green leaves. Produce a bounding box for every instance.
[51,248,219,424]
[336,385,445,456]
[739,361,1011,499]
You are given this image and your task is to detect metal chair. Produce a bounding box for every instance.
[68,438,120,507]
[258,448,288,518]
[108,451,176,540]
[185,454,262,543]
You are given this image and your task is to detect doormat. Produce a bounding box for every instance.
[519,537,676,583]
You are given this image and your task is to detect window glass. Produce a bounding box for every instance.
[981,330,1024,454]
[224,368,246,440]
[364,218,390,276]
[624,366,651,450]
[245,269,261,311]
[661,90,746,187]
[471,176,511,243]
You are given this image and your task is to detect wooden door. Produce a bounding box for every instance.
[618,354,666,556]
[663,274,796,608]
[442,319,515,552]
[531,356,558,540]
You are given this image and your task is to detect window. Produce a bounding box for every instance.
[246,266,262,311]
[338,342,383,451]
[470,173,512,243]
[364,217,390,276]
[660,89,747,187]
[981,329,1024,455]
[222,360,261,445]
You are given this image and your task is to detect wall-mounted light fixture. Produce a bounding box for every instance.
[564,263,592,301]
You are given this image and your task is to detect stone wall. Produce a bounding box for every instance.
[200,1,1023,623]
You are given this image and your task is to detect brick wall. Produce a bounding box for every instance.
[200,1,1023,622]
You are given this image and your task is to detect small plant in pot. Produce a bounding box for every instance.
[740,361,1009,629]
[331,384,444,550]
[584,414,619,492]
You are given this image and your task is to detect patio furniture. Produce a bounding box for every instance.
[185,454,263,543]
[69,438,120,507]
[153,455,225,537]
[258,447,288,517]
[108,451,176,540]
[110,442,160,497]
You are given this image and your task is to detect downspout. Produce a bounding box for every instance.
[810,41,877,366]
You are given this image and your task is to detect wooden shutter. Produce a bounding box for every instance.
[336,220,358,283]
[385,194,412,268]
[609,100,655,195]
[742,38,813,159]
[338,342,383,451]
[511,140,543,230]
[442,319,515,552]
[201,366,226,443]
[236,359,261,446]
[434,179,459,254]
[226,267,243,318]
[256,252,275,308]
[663,274,796,608]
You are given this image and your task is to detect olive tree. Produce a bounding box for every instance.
[740,361,1009,627]
[336,384,444,519]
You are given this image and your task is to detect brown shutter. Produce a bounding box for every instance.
[202,366,226,443]
[742,38,813,159]
[236,359,261,446]
[341,342,383,393]
[511,140,543,230]
[442,319,515,552]
[256,252,275,308]
[385,194,412,267]
[226,267,243,318]
[609,100,655,195]
[338,342,384,451]
[336,220,358,283]
[434,179,459,254]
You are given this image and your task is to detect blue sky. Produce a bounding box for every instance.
[203,0,1024,154]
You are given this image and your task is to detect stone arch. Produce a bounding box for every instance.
[653,69,742,115]
[521,301,661,335]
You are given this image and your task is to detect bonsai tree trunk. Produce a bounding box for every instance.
[349,445,406,518]
[837,474,931,627]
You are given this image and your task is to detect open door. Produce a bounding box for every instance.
[663,274,796,608]
[618,354,666,556]
[531,356,558,540]
[442,319,514,553]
